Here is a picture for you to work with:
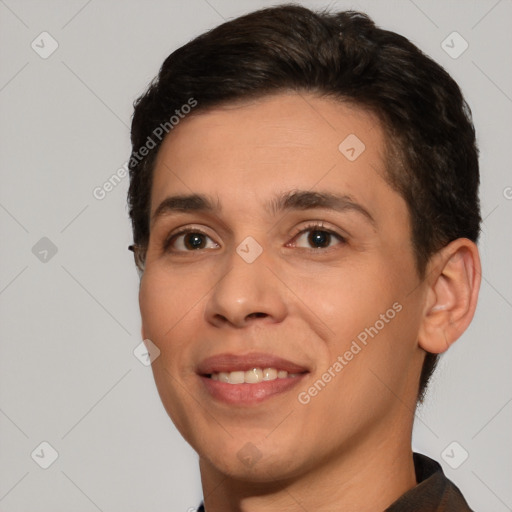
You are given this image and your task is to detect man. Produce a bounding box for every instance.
[127,5,481,510]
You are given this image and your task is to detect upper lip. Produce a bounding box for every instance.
[197,352,310,375]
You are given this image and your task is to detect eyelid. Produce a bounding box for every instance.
[162,225,219,252]
[288,221,347,243]
[162,221,347,253]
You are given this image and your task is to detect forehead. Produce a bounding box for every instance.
[150,92,392,218]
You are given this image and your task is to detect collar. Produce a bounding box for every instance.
[385,452,474,511]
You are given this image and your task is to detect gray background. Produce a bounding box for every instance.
[0,0,511,510]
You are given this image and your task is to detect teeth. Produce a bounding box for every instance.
[245,368,263,383]
[210,368,302,384]
[263,368,277,381]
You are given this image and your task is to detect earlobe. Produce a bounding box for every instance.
[418,238,481,354]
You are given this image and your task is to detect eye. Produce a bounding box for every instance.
[163,229,219,252]
[289,223,346,250]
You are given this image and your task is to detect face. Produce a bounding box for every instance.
[139,92,428,481]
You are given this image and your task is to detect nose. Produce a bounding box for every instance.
[204,246,288,329]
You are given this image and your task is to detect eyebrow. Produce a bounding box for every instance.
[151,190,375,227]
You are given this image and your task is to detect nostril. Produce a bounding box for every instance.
[247,312,267,319]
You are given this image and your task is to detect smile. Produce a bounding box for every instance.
[209,368,303,384]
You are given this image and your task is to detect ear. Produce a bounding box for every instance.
[418,238,481,354]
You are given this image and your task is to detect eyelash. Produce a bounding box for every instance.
[288,222,347,251]
[162,222,346,254]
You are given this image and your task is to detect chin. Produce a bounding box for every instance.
[196,436,314,484]
[204,453,300,483]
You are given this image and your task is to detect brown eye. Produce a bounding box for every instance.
[164,230,219,252]
[308,230,332,248]
[293,226,345,250]
[183,233,207,250]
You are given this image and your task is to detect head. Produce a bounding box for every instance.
[127,5,480,483]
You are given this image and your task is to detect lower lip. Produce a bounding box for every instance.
[199,375,307,405]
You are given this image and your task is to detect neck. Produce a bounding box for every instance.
[199,424,417,512]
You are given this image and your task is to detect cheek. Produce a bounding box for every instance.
[288,258,419,393]
[138,267,206,346]
[138,268,207,434]
[287,261,396,343]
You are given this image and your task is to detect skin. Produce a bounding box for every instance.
[137,92,481,511]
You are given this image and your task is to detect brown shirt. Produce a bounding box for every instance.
[385,453,473,511]
[196,452,474,511]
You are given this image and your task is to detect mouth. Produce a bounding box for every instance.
[208,367,304,384]
[197,352,310,405]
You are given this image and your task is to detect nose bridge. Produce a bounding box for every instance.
[205,240,286,327]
